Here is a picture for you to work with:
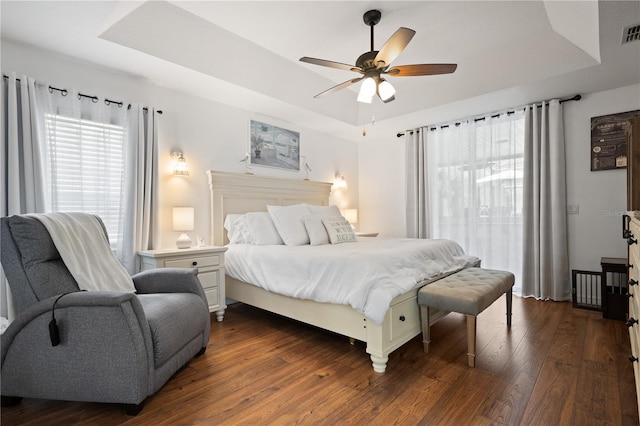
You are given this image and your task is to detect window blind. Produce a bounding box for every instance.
[44,113,126,247]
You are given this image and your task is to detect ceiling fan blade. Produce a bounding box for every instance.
[300,57,362,73]
[386,64,457,77]
[314,77,363,98]
[374,27,416,68]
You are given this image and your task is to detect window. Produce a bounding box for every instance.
[43,113,126,247]
[427,111,525,278]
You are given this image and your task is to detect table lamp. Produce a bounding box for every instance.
[344,209,358,230]
[173,207,194,249]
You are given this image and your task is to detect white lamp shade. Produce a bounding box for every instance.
[344,209,358,225]
[173,207,194,231]
[357,77,376,103]
[378,80,396,101]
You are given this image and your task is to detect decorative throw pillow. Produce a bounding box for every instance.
[244,212,284,245]
[267,204,312,246]
[302,215,338,246]
[322,217,357,244]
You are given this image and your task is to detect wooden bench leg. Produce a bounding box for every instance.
[467,314,476,367]
[420,305,431,353]
[506,288,513,327]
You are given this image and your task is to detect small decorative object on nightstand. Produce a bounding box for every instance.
[138,246,227,321]
[356,232,379,237]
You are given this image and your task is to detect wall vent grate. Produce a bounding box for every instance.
[622,24,640,44]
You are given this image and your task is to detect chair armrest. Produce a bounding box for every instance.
[132,269,210,346]
[0,291,153,404]
[133,268,205,298]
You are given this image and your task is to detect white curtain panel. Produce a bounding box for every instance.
[410,111,525,292]
[405,128,430,239]
[521,100,570,300]
[118,105,159,274]
[0,74,48,319]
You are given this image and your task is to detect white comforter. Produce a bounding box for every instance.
[225,238,479,325]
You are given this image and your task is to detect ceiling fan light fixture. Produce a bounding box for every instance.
[378,80,396,101]
[357,77,376,103]
[301,10,457,103]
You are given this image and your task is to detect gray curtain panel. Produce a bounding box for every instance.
[521,99,570,300]
[405,128,430,239]
[1,74,48,319]
[119,105,159,275]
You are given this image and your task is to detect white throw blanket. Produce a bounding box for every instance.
[32,213,136,293]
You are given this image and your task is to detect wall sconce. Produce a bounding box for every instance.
[344,209,358,229]
[332,173,347,191]
[173,207,194,249]
[172,151,189,176]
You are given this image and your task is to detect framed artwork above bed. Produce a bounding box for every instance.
[250,120,300,171]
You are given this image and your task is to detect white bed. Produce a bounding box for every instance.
[207,170,477,373]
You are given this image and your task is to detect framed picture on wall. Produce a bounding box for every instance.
[249,120,300,171]
[591,109,640,171]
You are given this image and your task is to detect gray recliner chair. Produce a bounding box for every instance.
[0,214,211,415]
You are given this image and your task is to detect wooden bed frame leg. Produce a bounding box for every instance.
[420,305,431,353]
[506,288,513,327]
[370,354,388,373]
[467,314,476,368]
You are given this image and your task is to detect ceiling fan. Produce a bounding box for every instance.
[300,9,457,104]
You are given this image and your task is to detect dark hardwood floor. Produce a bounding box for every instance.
[2,296,637,425]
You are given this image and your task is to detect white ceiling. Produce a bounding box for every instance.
[1,1,639,140]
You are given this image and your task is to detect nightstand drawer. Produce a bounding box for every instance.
[198,269,221,290]
[204,287,219,308]
[165,255,221,269]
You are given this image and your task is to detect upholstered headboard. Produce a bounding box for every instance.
[206,171,332,246]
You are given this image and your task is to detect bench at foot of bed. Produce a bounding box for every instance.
[418,267,515,367]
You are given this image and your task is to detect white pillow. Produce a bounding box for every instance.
[245,212,284,245]
[267,204,312,246]
[306,204,343,218]
[302,215,337,246]
[322,217,357,244]
[224,214,253,244]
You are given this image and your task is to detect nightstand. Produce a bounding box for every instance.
[138,246,227,322]
[356,232,379,237]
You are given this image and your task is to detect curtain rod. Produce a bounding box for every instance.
[3,74,162,114]
[396,94,581,138]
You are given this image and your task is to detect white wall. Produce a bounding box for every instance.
[564,84,639,270]
[2,41,360,249]
[360,83,640,273]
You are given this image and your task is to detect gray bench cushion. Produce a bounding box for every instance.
[418,267,514,315]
